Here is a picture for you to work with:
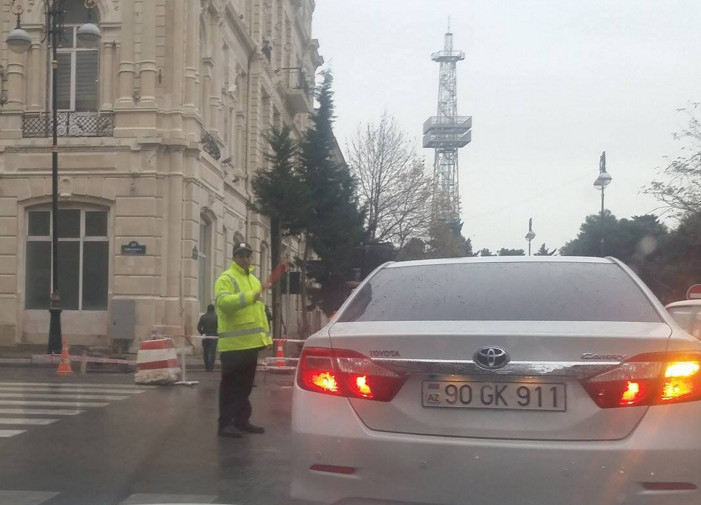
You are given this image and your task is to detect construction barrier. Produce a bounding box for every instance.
[134,338,181,385]
[260,338,305,383]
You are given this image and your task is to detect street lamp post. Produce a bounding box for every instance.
[6,0,100,354]
[525,218,535,256]
[593,151,612,257]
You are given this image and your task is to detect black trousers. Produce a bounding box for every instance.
[218,348,260,428]
[202,338,218,371]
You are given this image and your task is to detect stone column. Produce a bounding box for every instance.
[201,64,211,126]
[139,0,157,106]
[164,148,185,328]
[6,47,26,110]
[116,0,135,105]
[209,15,221,133]
[28,43,42,110]
[170,0,185,126]
[100,41,115,110]
[183,0,200,112]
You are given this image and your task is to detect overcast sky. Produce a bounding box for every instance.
[312,0,701,252]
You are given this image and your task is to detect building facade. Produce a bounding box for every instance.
[0,0,323,349]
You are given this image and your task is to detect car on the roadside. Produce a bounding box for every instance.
[291,256,701,505]
[666,299,701,340]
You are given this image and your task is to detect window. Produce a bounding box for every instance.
[25,207,109,311]
[54,0,100,111]
[198,217,213,312]
[338,262,662,323]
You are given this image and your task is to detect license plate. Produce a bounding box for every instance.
[422,380,567,411]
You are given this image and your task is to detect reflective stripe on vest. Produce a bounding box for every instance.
[219,327,267,338]
[225,274,241,293]
[215,291,232,304]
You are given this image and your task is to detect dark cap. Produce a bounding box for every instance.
[233,241,253,256]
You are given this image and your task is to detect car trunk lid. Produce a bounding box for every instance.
[329,320,672,441]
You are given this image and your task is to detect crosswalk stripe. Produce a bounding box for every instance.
[118,493,218,505]
[0,393,129,401]
[0,408,84,415]
[0,386,146,394]
[0,418,58,425]
[0,491,59,505]
[0,382,152,389]
[0,430,26,437]
[0,400,108,407]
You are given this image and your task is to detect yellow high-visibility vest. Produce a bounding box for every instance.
[214,262,271,352]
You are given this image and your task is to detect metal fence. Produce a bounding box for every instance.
[23,111,115,138]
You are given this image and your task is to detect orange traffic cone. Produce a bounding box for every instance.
[56,342,74,375]
[275,340,285,367]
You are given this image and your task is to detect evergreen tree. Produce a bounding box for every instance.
[299,71,366,316]
[250,125,306,338]
[498,248,525,256]
[534,243,557,256]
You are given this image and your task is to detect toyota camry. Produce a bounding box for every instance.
[291,256,701,505]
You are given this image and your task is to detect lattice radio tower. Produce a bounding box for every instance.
[423,27,472,225]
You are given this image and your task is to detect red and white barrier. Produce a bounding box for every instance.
[134,338,181,385]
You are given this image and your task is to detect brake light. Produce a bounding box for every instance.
[297,347,406,402]
[582,353,701,408]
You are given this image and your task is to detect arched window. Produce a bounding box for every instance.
[233,232,245,258]
[198,215,214,312]
[25,205,109,311]
[55,0,101,111]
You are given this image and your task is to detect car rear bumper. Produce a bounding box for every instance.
[291,388,701,505]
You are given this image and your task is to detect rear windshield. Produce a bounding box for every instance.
[338,262,662,322]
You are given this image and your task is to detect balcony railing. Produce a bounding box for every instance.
[22,111,114,138]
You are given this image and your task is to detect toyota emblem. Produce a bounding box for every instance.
[474,346,509,370]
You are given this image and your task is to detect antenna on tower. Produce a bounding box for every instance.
[423,29,472,227]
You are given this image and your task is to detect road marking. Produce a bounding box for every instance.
[0,400,108,407]
[118,493,219,505]
[0,491,59,505]
[0,418,58,425]
[0,408,84,415]
[0,392,129,401]
[0,429,26,437]
[0,381,153,389]
[0,386,146,394]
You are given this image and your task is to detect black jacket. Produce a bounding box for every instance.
[197,311,218,336]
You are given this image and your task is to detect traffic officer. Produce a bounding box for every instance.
[214,241,272,438]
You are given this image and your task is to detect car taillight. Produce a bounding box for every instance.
[582,352,701,408]
[297,347,406,402]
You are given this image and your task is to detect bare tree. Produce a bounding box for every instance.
[348,112,432,248]
[645,106,701,217]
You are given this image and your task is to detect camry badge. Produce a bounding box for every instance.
[474,347,509,370]
[581,353,626,361]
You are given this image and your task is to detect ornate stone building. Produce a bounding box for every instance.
[0,0,323,348]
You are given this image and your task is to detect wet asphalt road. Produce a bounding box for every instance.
[0,366,296,505]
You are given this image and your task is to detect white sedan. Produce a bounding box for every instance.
[666,299,701,340]
[291,256,701,505]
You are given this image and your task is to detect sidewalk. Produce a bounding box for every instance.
[0,342,279,372]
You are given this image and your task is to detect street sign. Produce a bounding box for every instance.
[121,241,146,255]
[687,284,701,300]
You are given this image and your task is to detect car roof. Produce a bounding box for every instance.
[384,255,616,269]
[666,300,701,309]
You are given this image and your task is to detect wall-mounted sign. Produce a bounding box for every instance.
[121,241,146,255]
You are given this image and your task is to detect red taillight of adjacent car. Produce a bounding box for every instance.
[582,352,701,408]
[297,347,406,402]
